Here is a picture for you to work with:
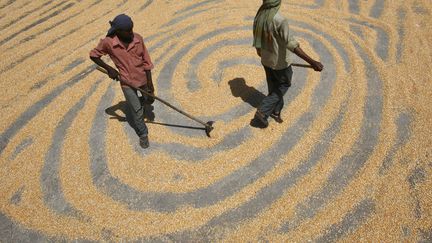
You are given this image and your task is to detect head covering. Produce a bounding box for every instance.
[107,14,133,36]
[253,0,281,50]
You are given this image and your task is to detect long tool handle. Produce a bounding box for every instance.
[96,66,209,127]
[291,63,313,69]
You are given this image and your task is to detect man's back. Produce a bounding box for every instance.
[260,12,299,70]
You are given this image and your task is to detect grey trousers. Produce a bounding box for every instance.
[121,86,148,137]
[258,65,293,116]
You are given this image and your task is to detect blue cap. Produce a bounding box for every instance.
[107,14,133,36]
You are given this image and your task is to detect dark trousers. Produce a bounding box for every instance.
[258,65,293,116]
[121,86,148,137]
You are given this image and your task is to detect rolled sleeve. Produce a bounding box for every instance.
[280,19,299,52]
[89,39,109,58]
[287,36,299,52]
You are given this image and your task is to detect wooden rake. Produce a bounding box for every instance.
[96,66,214,137]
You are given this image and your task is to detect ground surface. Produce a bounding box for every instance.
[1,0,432,242]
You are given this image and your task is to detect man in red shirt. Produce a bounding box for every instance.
[90,14,154,148]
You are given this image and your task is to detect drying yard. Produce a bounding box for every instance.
[0,0,431,241]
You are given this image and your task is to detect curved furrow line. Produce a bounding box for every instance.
[0,0,17,11]
[0,0,426,241]
[279,38,383,234]
[186,37,252,91]
[379,111,413,175]
[38,0,69,17]
[0,0,156,159]
[88,27,336,212]
[147,24,197,53]
[174,0,223,15]
[161,7,218,28]
[0,0,129,73]
[287,0,325,10]
[160,92,351,241]
[0,65,96,155]
[41,80,102,217]
[347,17,390,61]
[124,123,252,162]
[151,25,266,135]
[396,7,407,62]
[18,0,104,45]
[136,0,153,13]
[0,2,76,46]
[0,0,55,31]
[370,0,385,18]
[314,199,376,242]
[44,32,100,69]
[348,0,360,15]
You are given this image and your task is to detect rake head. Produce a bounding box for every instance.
[205,121,215,137]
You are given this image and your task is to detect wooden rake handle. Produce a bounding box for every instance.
[291,63,314,69]
[95,66,210,128]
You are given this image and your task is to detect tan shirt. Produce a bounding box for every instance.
[260,12,299,70]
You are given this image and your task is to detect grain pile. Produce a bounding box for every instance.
[0,0,431,241]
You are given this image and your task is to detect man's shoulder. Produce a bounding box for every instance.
[274,12,289,25]
[134,33,144,40]
[98,36,116,45]
[274,12,287,21]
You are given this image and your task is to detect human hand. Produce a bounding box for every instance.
[146,89,155,104]
[107,67,120,80]
[149,85,155,93]
[311,61,323,72]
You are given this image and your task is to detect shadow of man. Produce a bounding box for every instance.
[228,77,265,108]
[228,77,271,128]
[105,101,155,128]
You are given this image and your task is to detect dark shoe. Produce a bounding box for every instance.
[253,110,269,128]
[250,118,267,128]
[270,112,283,123]
[139,135,149,149]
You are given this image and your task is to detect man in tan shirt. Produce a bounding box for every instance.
[253,0,323,128]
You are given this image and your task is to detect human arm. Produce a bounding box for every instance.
[144,70,155,104]
[141,38,155,91]
[256,48,261,57]
[141,38,155,103]
[90,56,120,80]
[293,46,323,72]
[280,19,323,72]
[89,38,120,80]
[145,70,154,92]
